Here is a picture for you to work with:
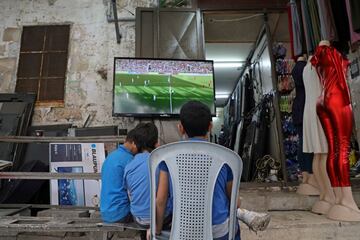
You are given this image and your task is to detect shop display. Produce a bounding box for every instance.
[241,92,274,182]
[275,52,299,181]
[312,43,352,188]
[302,56,333,210]
[292,57,319,196]
[312,41,360,221]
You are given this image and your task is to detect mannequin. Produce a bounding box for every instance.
[302,54,334,213]
[292,55,319,195]
[311,40,360,221]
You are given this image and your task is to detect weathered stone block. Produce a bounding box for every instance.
[0,57,17,73]
[0,44,6,56]
[0,72,14,92]
[8,42,19,57]
[3,27,21,42]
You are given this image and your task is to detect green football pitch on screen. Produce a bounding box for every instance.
[113,72,214,115]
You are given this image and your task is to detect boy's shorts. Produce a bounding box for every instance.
[118,213,173,230]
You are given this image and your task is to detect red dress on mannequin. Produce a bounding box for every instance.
[311,45,352,187]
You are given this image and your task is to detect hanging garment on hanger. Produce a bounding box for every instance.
[316,0,338,41]
[301,0,315,53]
[311,45,352,187]
[291,60,307,125]
[302,58,328,153]
[307,0,321,46]
[288,4,295,59]
[290,0,303,56]
[330,0,351,54]
[345,0,360,44]
[349,0,360,33]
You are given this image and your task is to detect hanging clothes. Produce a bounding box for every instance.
[330,0,350,54]
[301,0,315,53]
[316,0,338,41]
[311,45,352,187]
[296,0,308,54]
[345,0,360,44]
[290,0,303,57]
[291,60,307,125]
[307,0,321,45]
[349,0,360,33]
[288,3,295,59]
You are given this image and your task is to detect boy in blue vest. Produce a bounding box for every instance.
[101,123,146,223]
[155,101,270,239]
[123,122,173,227]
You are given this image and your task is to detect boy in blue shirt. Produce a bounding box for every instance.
[155,101,271,239]
[123,122,173,228]
[100,124,144,223]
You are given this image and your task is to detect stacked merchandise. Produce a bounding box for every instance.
[0,93,36,170]
[274,49,300,181]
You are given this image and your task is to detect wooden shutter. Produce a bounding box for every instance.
[16,25,70,103]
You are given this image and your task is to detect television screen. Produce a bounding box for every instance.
[113,58,215,117]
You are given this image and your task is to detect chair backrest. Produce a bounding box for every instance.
[149,141,243,240]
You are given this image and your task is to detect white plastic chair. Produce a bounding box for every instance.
[149,141,243,240]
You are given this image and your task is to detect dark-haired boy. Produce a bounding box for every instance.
[155,101,270,239]
[100,123,144,223]
[123,122,172,227]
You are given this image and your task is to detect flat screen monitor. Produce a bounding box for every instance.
[113,58,215,117]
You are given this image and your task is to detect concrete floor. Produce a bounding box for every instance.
[241,210,360,240]
[240,187,360,239]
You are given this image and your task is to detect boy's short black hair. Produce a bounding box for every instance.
[126,122,158,152]
[180,101,212,138]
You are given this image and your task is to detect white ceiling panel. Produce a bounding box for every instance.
[206,43,251,106]
[205,43,252,62]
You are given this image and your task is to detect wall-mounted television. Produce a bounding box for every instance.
[113,58,215,117]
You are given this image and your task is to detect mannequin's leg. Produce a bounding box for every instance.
[331,104,359,210]
[318,153,335,203]
[326,101,360,221]
[305,152,317,187]
[302,172,309,184]
[296,124,309,184]
[307,173,319,187]
[317,106,339,187]
[312,154,325,200]
[311,103,336,213]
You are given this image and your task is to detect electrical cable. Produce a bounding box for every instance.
[210,14,264,23]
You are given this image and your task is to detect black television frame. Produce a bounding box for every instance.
[112,57,216,118]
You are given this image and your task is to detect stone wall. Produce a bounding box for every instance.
[0,0,184,143]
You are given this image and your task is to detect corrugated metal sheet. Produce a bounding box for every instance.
[136,8,204,59]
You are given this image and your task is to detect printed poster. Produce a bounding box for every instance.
[50,143,105,207]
